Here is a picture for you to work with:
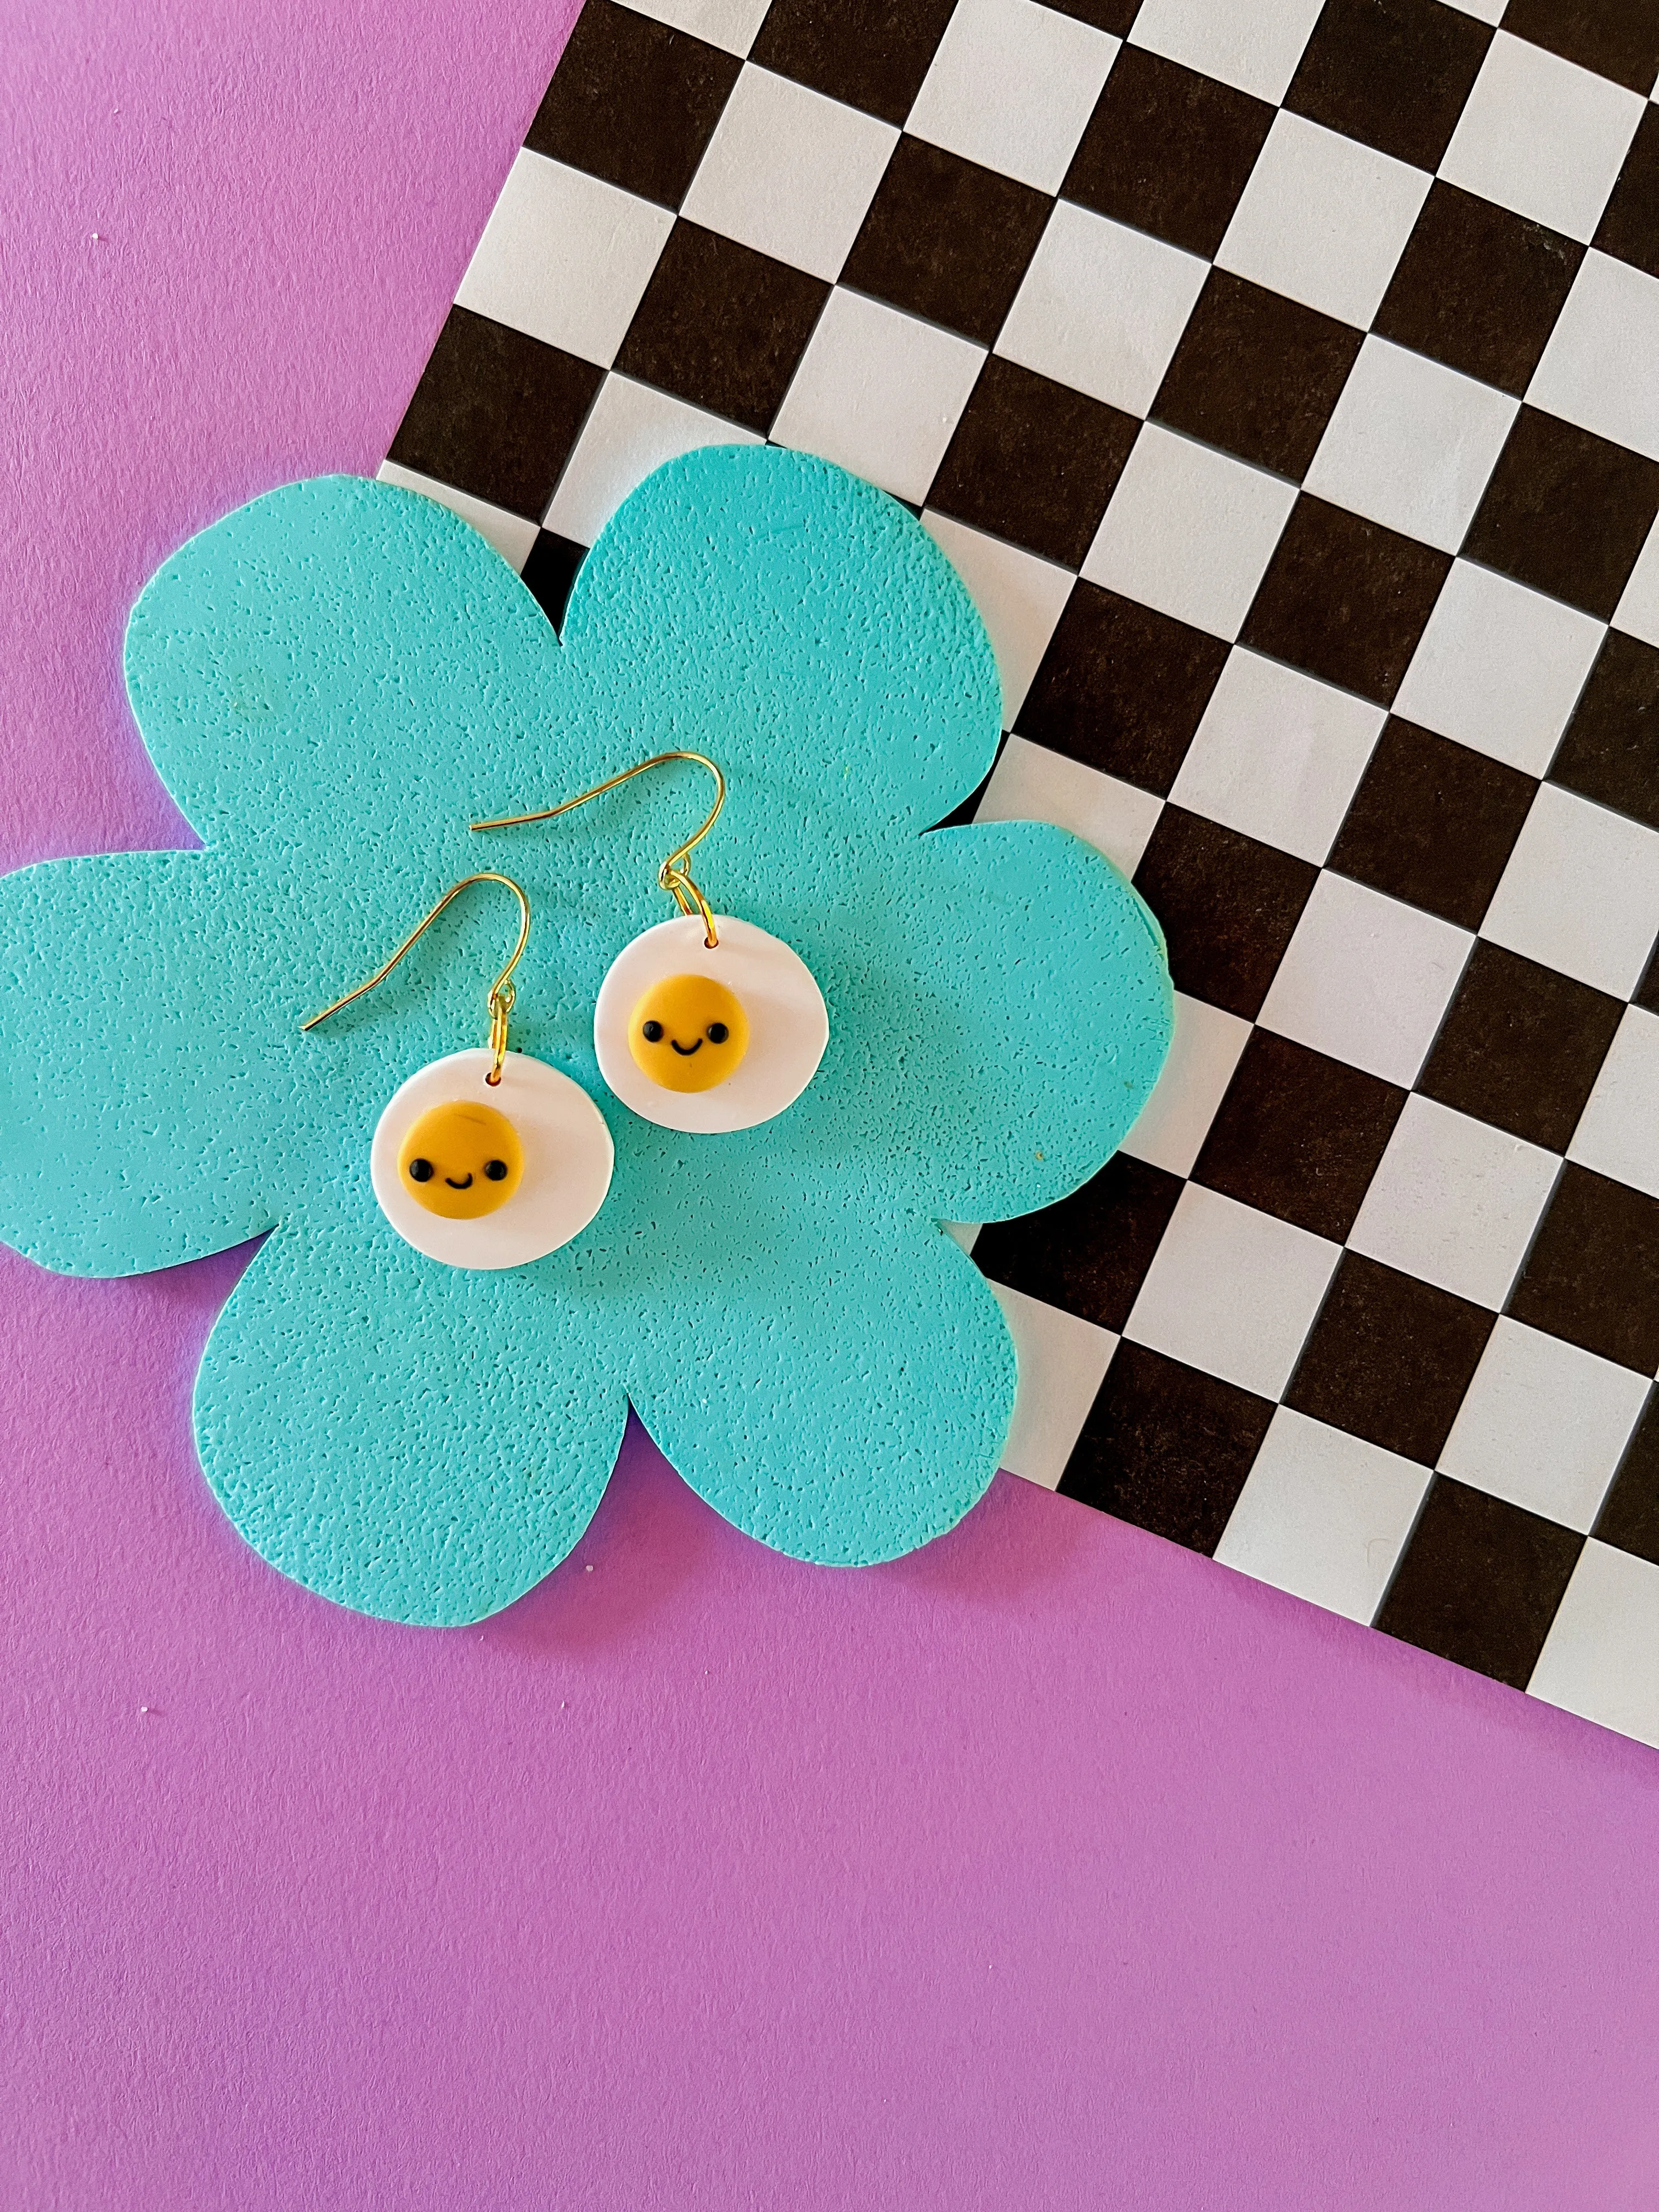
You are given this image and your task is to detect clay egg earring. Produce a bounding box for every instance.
[473,754,827,1136]
[302,872,613,1267]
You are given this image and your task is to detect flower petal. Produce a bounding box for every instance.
[615,1200,1015,1566]
[852,817,1172,1225]
[0,851,297,1274]
[124,475,557,852]
[561,445,1002,836]
[699,817,1170,1234]
[194,1210,626,1624]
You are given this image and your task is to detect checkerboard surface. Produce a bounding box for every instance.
[384,0,1659,1747]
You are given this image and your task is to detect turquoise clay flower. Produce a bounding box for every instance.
[0,449,1171,1624]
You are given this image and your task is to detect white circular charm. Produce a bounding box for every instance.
[593,914,828,1134]
[370,1048,613,1269]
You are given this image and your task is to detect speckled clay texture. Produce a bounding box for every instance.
[0,448,1171,1622]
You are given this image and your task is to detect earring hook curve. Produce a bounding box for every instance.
[471,750,725,950]
[301,871,531,1086]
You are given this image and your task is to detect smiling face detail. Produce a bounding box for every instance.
[628,973,750,1093]
[397,1099,524,1218]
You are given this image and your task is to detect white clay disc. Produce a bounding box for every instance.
[370,1049,613,1269]
[594,915,829,1134]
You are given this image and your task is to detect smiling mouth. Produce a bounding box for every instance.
[669,1038,703,1056]
[444,1173,474,1189]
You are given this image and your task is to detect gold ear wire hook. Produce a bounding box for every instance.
[301,872,531,1087]
[471,750,725,950]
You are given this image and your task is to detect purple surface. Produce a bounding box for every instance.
[4,3,1659,2203]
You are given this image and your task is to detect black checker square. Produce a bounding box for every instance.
[520,531,586,633]
[1061,1342,1276,1556]
[1062,45,1274,260]
[1418,942,1623,1154]
[1374,182,1584,400]
[927,357,1138,569]
[1595,104,1659,282]
[1284,0,1492,172]
[1463,407,1659,624]
[842,137,1051,348]
[1375,1477,1584,1691]
[973,1152,1183,1335]
[1284,1254,1495,1467]
[752,0,958,124]
[616,223,828,435]
[1131,809,1317,1023]
[1014,582,1229,795]
[387,307,602,522]
[1549,630,1659,834]
[524,0,740,209]
[1594,1387,1659,1567]
[1508,1165,1659,1378]
[1193,1031,1407,1245]
[1241,496,1451,708]
[1152,270,1363,482]
[1502,0,1659,100]
[1328,719,1537,934]
[1038,0,1141,26]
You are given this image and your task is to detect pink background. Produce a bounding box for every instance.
[5,2,1659,2203]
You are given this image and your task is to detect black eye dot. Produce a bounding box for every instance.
[407,1158,434,1183]
[706,1022,729,1043]
[483,1159,509,1181]
[641,1019,664,1042]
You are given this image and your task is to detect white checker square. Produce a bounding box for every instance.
[1082,425,1296,641]
[1437,0,1506,19]
[1438,32,1644,245]
[1481,783,1659,998]
[454,151,673,369]
[921,514,1073,725]
[1348,1094,1559,1310]
[617,0,770,54]
[375,462,539,572]
[1124,1182,1341,1401]
[974,738,1163,879]
[996,204,1207,417]
[771,290,984,505]
[1614,516,1659,651]
[1170,648,1384,865]
[1439,1318,1649,1532]
[1260,873,1472,1087]
[1215,111,1432,330]
[681,66,899,283]
[1215,1407,1432,1625]
[1304,337,1519,555]
[1120,991,1252,1180]
[987,1283,1117,1492]
[1528,252,1659,467]
[1569,1006,1659,1201]
[907,0,1118,194]
[1392,560,1605,775]
[1529,1542,1659,1750]
[542,376,761,546]
[1127,0,1324,104]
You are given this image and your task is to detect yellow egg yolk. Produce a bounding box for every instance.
[398,1098,524,1217]
[628,973,749,1092]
